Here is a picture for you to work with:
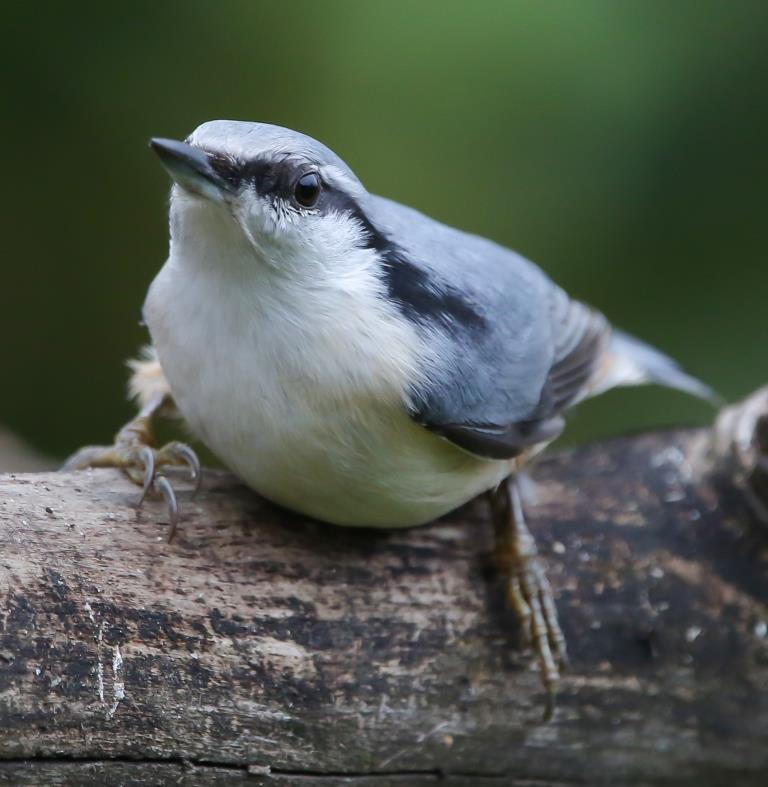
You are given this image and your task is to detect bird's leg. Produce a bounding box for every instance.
[62,350,200,541]
[488,475,567,721]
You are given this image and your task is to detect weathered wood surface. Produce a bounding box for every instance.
[1,390,767,786]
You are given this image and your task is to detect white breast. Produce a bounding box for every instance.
[144,201,509,527]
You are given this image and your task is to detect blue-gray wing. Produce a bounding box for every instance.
[368,195,611,459]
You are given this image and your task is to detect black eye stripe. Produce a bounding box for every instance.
[200,149,366,219]
[202,151,284,193]
[206,153,325,209]
[205,152,242,187]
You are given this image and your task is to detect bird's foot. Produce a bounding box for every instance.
[490,477,567,721]
[503,541,567,721]
[62,410,201,541]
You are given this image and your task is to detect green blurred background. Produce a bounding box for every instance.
[2,1,766,463]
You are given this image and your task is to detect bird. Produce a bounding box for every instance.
[64,120,717,718]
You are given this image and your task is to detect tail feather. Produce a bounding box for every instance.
[595,330,722,405]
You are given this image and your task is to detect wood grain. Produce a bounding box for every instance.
[1,391,767,785]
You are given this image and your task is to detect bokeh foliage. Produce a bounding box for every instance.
[2,1,766,458]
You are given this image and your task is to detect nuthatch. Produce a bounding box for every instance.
[65,121,717,717]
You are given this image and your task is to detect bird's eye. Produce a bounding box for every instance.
[294,171,321,208]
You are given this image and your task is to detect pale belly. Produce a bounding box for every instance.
[145,261,512,528]
[174,375,510,528]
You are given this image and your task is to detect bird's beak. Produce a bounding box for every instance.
[149,138,233,202]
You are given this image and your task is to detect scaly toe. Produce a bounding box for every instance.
[61,445,128,472]
[506,574,533,647]
[513,556,565,721]
[63,433,201,541]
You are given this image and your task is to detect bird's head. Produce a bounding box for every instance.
[150,120,378,276]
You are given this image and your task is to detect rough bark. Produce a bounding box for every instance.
[1,390,767,786]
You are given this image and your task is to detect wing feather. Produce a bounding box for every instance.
[367,194,612,459]
[420,294,611,460]
[367,193,713,461]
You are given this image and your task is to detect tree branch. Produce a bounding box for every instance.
[1,389,767,785]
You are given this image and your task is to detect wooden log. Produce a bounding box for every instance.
[1,389,767,786]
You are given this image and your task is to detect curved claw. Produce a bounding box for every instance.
[153,474,179,541]
[71,432,197,540]
[137,445,156,505]
[175,443,203,497]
